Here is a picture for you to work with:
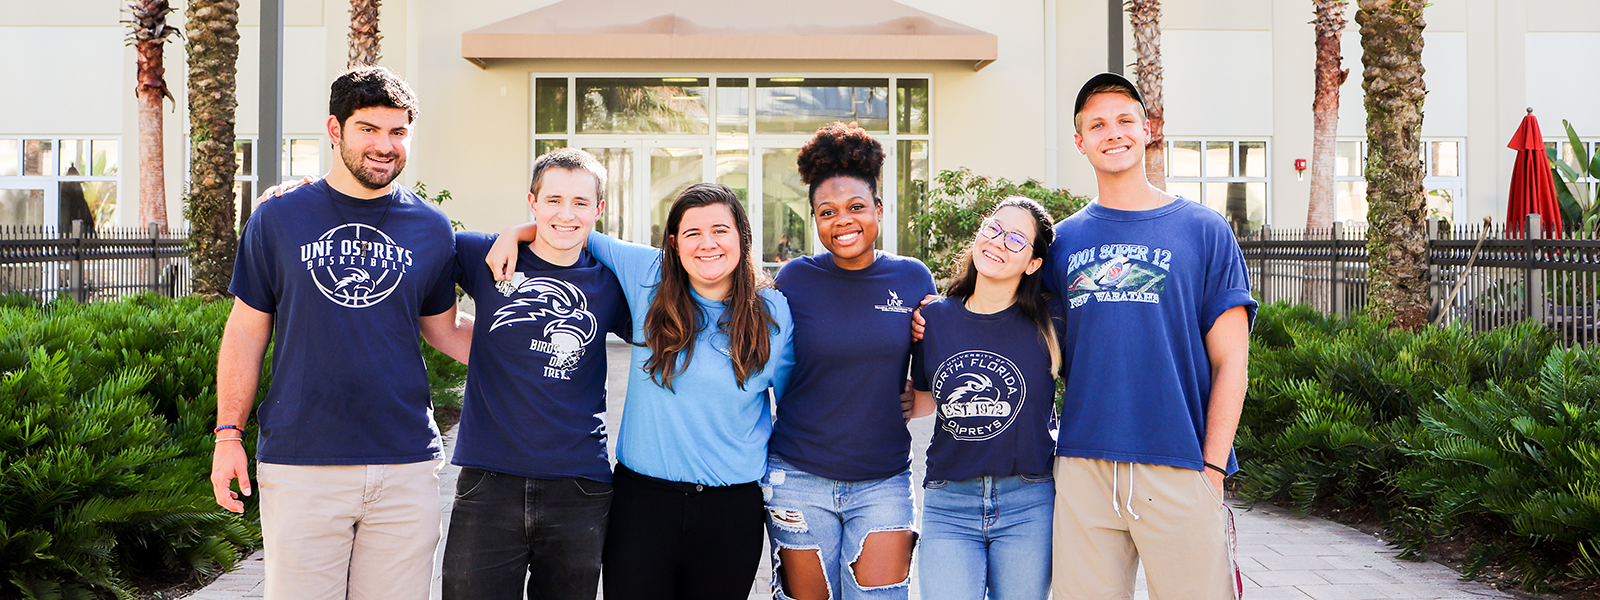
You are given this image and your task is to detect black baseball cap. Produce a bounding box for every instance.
[1073,72,1144,120]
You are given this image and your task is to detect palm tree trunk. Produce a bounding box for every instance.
[1127,0,1166,191]
[1358,0,1429,330]
[348,0,382,67]
[129,0,179,232]
[186,0,241,297]
[1303,0,1350,311]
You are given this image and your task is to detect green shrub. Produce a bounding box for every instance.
[1396,346,1600,589]
[0,294,468,599]
[0,295,255,599]
[907,168,1091,280]
[1236,301,1600,591]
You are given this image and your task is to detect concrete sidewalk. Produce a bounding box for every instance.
[187,340,1522,600]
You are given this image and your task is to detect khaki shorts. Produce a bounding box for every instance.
[1051,457,1240,600]
[258,460,444,600]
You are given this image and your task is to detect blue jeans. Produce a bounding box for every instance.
[917,474,1054,600]
[441,468,611,600]
[761,454,917,600]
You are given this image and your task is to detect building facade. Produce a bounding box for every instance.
[3,0,1597,266]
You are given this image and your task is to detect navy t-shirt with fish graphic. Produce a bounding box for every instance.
[1043,197,1257,474]
[911,297,1059,482]
[448,231,631,482]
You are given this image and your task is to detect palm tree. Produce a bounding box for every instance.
[1357,0,1428,329]
[348,0,382,67]
[185,0,241,297]
[127,0,181,232]
[1126,0,1166,191]
[1303,0,1350,310]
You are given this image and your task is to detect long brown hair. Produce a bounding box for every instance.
[643,183,776,391]
[946,197,1062,377]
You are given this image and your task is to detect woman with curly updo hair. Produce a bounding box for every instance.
[764,122,937,600]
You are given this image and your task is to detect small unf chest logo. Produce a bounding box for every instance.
[300,223,414,309]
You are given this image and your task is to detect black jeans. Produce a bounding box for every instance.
[441,468,611,600]
[602,463,766,600]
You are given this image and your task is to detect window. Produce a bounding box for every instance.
[532,75,931,268]
[1334,139,1462,225]
[1165,139,1268,231]
[0,136,119,230]
[1548,138,1599,214]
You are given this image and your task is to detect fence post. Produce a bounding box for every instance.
[1256,227,1268,304]
[148,222,160,295]
[1527,213,1544,324]
[70,219,85,302]
[1331,221,1345,317]
[1426,218,1440,317]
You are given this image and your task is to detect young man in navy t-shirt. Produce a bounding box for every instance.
[439,148,630,600]
[210,67,472,600]
[1045,73,1256,599]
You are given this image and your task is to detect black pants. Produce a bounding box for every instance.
[441,468,611,600]
[602,463,766,599]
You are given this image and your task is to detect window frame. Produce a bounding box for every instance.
[0,135,122,230]
[529,72,933,268]
[1163,137,1272,230]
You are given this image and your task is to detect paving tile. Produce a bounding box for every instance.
[1312,569,1402,585]
[1246,569,1329,587]
[1296,583,1393,600]
[1269,543,1351,556]
[1253,555,1341,571]
[1244,587,1316,600]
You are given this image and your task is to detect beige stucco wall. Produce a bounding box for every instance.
[4,0,1595,233]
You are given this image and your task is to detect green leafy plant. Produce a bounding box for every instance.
[413,182,465,232]
[0,293,469,598]
[0,294,256,600]
[1397,347,1600,590]
[906,168,1090,280]
[1551,120,1600,236]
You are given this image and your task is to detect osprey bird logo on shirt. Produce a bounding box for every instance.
[875,289,915,313]
[301,223,412,309]
[491,276,598,377]
[932,350,1023,441]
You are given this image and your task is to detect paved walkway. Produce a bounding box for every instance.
[186,341,1522,600]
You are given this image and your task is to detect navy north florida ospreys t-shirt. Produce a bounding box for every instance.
[770,252,936,482]
[911,298,1059,482]
[1043,198,1257,474]
[448,232,631,482]
[229,179,457,466]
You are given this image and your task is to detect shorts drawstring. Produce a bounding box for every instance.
[1109,462,1141,521]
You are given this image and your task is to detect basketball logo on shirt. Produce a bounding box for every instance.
[299,224,413,309]
[1061,243,1171,310]
[490,276,597,379]
[931,350,1026,441]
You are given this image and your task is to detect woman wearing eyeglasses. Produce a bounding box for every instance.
[907,197,1061,600]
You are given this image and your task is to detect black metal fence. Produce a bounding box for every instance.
[1239,215,1600,346]
[0,221,191,303]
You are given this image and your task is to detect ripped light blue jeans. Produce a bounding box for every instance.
[761,454,917,600]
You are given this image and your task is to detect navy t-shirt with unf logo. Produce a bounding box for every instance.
[229,179,458,466]
[447,232,631,482]
[771,252,937,482]
[911,298,1059,482]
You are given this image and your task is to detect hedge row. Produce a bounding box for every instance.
[0,294,466,599]
[1237,301,1600,591]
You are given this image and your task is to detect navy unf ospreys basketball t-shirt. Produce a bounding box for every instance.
[447,231,631,482]
[770,251,936,482]
[229,179,457,466]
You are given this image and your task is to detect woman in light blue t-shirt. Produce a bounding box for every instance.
[489,182,794,600]
[909,197,1062,600]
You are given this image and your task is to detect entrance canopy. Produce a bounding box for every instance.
[461,0,997,70]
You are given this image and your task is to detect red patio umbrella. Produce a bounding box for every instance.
[1507,107,1564,238]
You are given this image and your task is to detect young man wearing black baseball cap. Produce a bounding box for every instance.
[1042,72,1256,599]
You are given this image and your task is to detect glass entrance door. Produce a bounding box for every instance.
[567,140,714,246]
[754,144,807,267]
